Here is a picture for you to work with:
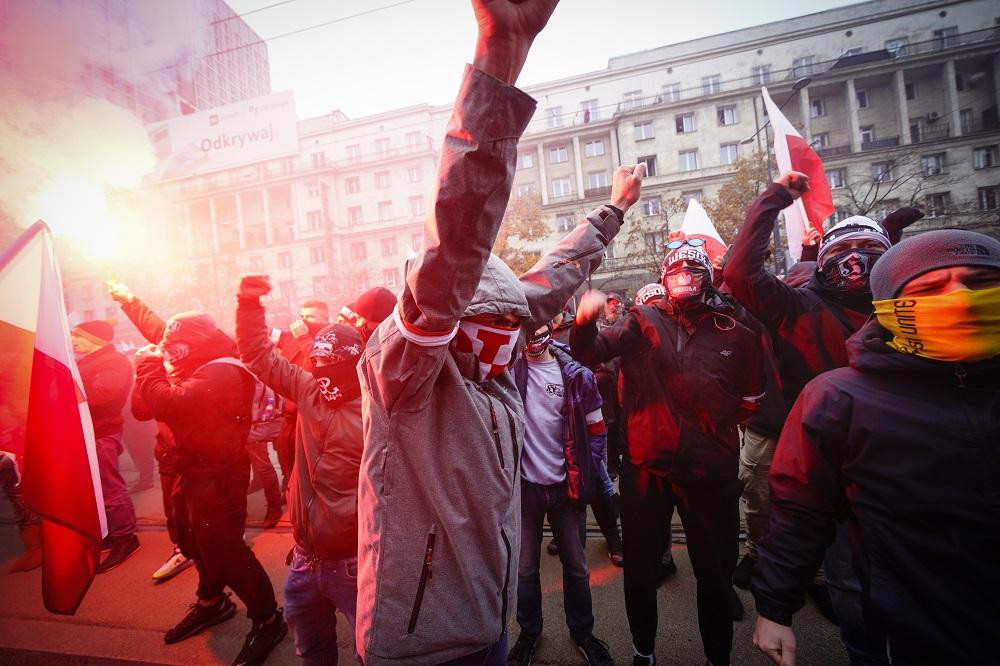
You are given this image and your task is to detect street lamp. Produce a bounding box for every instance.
[740,77,812,147]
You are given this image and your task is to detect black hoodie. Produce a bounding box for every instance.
[751,319,1000,664]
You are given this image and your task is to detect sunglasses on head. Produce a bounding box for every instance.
[664,237,706,250]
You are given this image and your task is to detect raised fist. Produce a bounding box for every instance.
[775,171,810,200]
[107,279,134,304]
[575,290,607,327]
[239,274,272,299]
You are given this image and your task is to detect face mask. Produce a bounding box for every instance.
[311,362,362,404]
[820,249,883,293]
[873,286,1000,362]
[161,341,190,365]
[524,326,552,358]
[664,267,709,301]
[456,320,520,382]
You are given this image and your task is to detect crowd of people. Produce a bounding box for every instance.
[3,1,999,665]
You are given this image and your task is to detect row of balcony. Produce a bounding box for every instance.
[816,118,1000,158]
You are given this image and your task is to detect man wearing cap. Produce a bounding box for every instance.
[572,239,765,666]
[351,286,396,343]
[71,320,139,572]
[751,229,1000,665]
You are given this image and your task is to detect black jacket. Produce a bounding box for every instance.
[571,294,764,483]
[727,184,871,412]
[78,344,133,439]
[752,320,1000,664]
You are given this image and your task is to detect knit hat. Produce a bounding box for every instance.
[817,216,891,266]
[661,243,713,277]
[871,229,1000,300]
[73,320,114,346]
[635,283,666,305]
[310,323,363,363]
[353,287,397,324]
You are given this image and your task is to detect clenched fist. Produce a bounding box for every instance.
[239,274,272,299]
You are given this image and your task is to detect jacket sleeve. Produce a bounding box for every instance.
[751,377,852,626]
[135,357,239,423]
[736,321,767,423]
[119,298,168,344]
[726,184,811,330]
[570,310,648,367]
[236,297,315,404]
[519,207,623,333]
[130,387,153,422]
[578,368,615,497]
[84,356,134,412]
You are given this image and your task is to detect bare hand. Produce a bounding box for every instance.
[472,0,560,84]
[575,290,607,327]
[753,616,797,665]
[107,279,134,304]
[610,163,645,214]
[239,274,272,299]
[133,343,162,361]
[775,171,810,201]
[803,226,822,246]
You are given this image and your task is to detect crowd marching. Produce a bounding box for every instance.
[2,2,998,666]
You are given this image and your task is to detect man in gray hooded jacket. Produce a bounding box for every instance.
[355,2,644,664]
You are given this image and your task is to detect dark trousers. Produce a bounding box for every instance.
[0,453,39,528]
[160,469,178,544]
[588,491,621,548]
[436,629,507,666]
[621,463,740,666]
[96,433,137,537]
[246,441,282,507]
[173,466,277,621]
[518,480,594,644]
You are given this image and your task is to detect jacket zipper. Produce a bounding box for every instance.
[488,401,505,468]
[406,530,436,634]
[500,526,511,632]
[553,245,603,268]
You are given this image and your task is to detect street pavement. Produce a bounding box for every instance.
[0,455,849,665]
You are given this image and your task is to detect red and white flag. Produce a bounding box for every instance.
[679,198,728,269]
[761,86,835,262]
[0,221,106,615]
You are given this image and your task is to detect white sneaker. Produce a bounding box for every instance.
[152,547,194,582]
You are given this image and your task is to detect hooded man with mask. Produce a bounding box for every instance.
[355,2,643,663]
[236,275,364,666]
[134,312,284,666]
[571,241,765,666]
[751,229,1000,666]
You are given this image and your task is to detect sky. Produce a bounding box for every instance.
[228,0,869,121]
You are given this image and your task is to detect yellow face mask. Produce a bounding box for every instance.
[873,286,1000,362]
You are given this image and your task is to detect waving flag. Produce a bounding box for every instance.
[0,221,105,615]
[761,86,835,262]
[679,198,728,269]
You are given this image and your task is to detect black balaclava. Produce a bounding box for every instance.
[309,324,363,405]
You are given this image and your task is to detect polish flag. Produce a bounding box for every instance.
[761,86,835,262]
[679,198,728,269]
[0,221,106,615]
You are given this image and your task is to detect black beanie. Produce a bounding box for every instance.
[870,229,1000,300]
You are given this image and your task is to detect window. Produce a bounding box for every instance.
[556,214,575,232]
[926,192,951,217]
[277,251,291,268]
[717,105,738,126]
[675,113,696,133]
[549,145,568,164]
[383,268,401,288]
[348,206,363,225]
[409,195,425,217]
[622,90,643,111]
[637,155,657,177]
[720,143,740,165]
[905,82,917,100]
[644,231,668,252]
[973,145,999,169]
[959,108,974,134]
[306,210,322,230]
[353,274,369,292]
[662,83,681,103]
[701,75,721,96]
[345,176,360,194]
[634,120,655,141]
[793,56,816,77]
[955,73,967,92]
[871,162,894,182]
[587,171,610,189]
[856,89,869,109]
[374,138,390,156]
[249,256,264,271]
[810,98,825,118]
[860,126,875,144]
[751,65,772,85]
[921,153,945,176]
[346,144,361,163]
[378,200,393,221]
[380,237,398,257]
[282,157,295,174]
[933,27,957,49]
[310,245,326,264]
[306,180,321,197]
[641,198,662,216]
[827,168,846,188]
[978,187,999,211]
[545,106,563,129]
[584,139,605,157]
[312,276,327,297]
[375,171,390,189]
[279,281,294,299]
[551,178,573,197]
[885,37,909,56]
[405,131,423,151]
[580,99,600,122]
[678,149,699,172]
[311,152,327,169]
[681,190,703,202]
[407,165,422,182]
[519,153,534,169]
[351,242,366,260]
[909,119,922,143]
[515,183,537,198]
[813,133,829,148]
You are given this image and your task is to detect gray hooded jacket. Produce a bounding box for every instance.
[356,66,624,664]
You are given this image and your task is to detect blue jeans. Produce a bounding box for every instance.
[284,545,359,666]
[517,479,594,644]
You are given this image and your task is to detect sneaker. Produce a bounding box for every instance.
[232,608,288,666]
[546,539,559,556]
[607,540,624,567]
[101,535,114,552]
[164,594,236,644]
[577,635,614,666]
[258,505,282,529]
[632,654,656,666]
[732,553,755,590]
[130,477,155,493]
[153,547,195,582]
[731,587,744,621]
[97,534,140,573]
[507,633,537,666]
[808,582,840,626]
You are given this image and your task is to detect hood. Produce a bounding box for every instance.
[785,261,816,288]
[806,271,874,314]
[172,329,239,378]
[461,253,531,319]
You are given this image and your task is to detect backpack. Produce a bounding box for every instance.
[204,357,285,443]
